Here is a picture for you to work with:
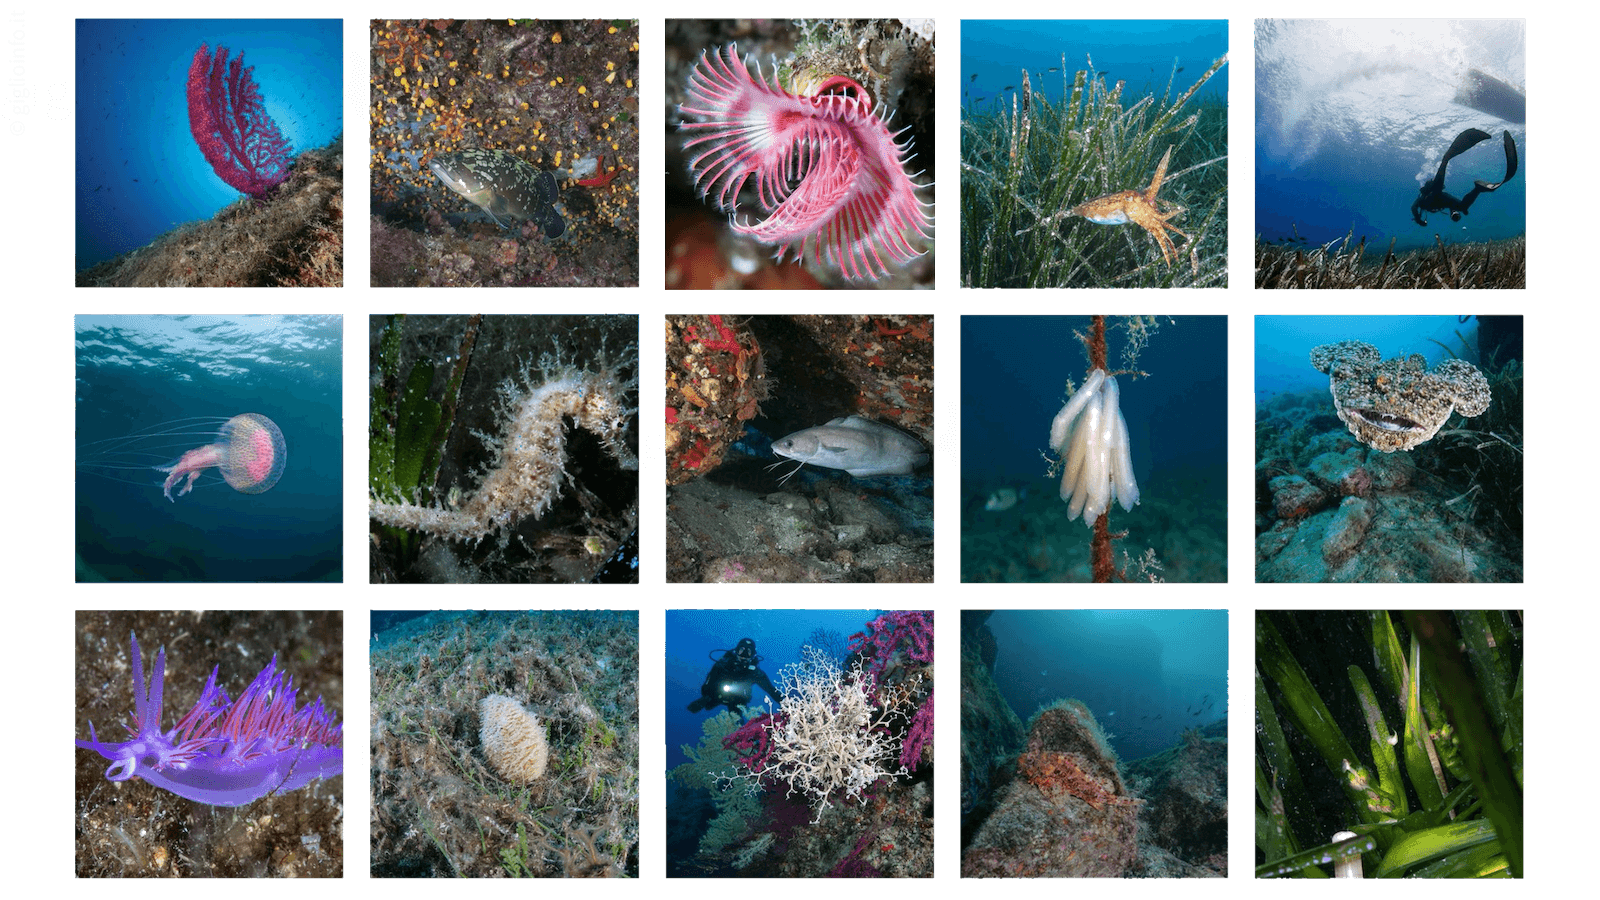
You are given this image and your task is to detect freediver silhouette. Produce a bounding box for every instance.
[1412,128,1518,227]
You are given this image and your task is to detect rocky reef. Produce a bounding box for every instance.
[963,699,1142,877]
[1256,348,1522,583]
[1126,725,1227,875]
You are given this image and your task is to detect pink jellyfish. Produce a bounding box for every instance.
[156,413,286,502]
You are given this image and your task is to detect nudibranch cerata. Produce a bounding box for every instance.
[75,632,342,806]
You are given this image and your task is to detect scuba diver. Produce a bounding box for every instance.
[687,638,780,720]
[1412,128,1518,226]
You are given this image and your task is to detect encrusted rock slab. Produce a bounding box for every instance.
[962,700,1140,877]
[1268,475,1328,520]
[1322,496,1374,565]
[1310,340,1490,452]
[1306,448,1372,497]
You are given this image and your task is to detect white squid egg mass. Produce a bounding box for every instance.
[1049,368,1139,527]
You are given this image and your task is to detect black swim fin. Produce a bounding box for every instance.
[1474,130,1518,191]
[1443,128,1493,164]
[687,698,708,713]
[1427,128,1492,190]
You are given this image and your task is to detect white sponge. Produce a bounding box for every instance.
[480,694,549,782]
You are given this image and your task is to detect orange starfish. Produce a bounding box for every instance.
[1070,146,1196,273]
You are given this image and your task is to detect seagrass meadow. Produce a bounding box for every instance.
[961,56,1227,288]
[1256,611,1522,878]
[1256,233,1525,289]
[370,610,639,877]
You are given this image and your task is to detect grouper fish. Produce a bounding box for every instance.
[428,149,565,237]
[770,415,928,483]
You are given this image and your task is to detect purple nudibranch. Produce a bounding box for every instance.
[75,632,343,806]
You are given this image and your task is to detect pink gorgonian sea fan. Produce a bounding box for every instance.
[187,44,293,198]
[680,44,934,281]
[75,633,342,806]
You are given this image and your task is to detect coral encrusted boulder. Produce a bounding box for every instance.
[961,700,1141,877]
[1137,727,1227,874]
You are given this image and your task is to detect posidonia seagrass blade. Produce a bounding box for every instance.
[1404,612,1524,878]
[1255,661,1310,868]
[1368,609,1451,808]
[1348,665,1408,818]
[1459,608,1516,743]
[1255,763,1293,865]
[1401,630,1452,807]
[1376,816,1497,871]
[1256,831,1375,878]
[1255,618,1341,755]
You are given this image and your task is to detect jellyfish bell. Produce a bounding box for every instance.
[77,413,286,502]
[158,413,286,501]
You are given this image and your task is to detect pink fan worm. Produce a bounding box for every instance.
[680,44,934,281]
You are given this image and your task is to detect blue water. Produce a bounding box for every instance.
[75,19,343,271]
[1256,19,1524,253]
[987,610,1227,760]
[75,315,343,582]
[1256,315,1480,402]
[962,20,1228,113]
